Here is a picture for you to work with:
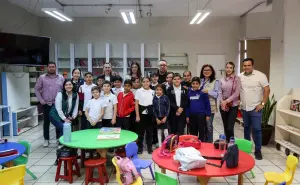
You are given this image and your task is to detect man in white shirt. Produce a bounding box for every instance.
[240,58,270,160]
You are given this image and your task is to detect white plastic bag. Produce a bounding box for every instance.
[173,147,206,171]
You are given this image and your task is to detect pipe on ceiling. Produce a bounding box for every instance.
[240,1,266,17]
[137,0,143,18]
[54,0,152,8]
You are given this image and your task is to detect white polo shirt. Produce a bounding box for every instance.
[239,70,269,111]
[86,98,107,122]
[174,85,182,107]
[135,87,154,114]
[79,83,97,111]
[101,93,118,119]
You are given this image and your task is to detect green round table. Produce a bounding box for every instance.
[59,129,138,149]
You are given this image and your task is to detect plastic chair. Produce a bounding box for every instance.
[264,155,298,185]
[2,141,37,180]
[179,135,198,142]
[0,165,26,185]
[84,158,109,185]
[125,142,155,180]
[155,171,178,185]
[112,157,143,185]
[235,138,255,178]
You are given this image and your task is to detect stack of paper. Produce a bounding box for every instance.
[97,127,121,140]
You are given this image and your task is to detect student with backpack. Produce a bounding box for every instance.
[167,73,188,135]
[101,81,118,127]
[117,79,135,130]
[135,77,155,154]
[79,72,97,130]
[153,84,170,147]
[186,77,211,141]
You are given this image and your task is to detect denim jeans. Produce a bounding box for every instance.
[205,113,215,143]
[49,116,64,139]
[242,109,262,152]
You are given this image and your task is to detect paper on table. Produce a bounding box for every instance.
[97,134,120,140]
[99,127,121,134]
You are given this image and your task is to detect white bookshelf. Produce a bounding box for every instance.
[275,88,300,156]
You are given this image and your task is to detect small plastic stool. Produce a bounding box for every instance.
[55,156,80,183]
[84,158,109,185]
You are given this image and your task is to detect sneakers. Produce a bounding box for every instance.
[148,149,153,154]
[138,148,143,154]
[255,151,263,160]
[43,140,49,147]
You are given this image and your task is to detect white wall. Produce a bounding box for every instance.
[39,16,241,76]
[0,0,40,35]
[244,12,271,39]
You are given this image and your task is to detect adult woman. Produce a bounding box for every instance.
[71,68,84,93]
[49,79,79,141]
[99,62,115,84]
[126,62,142,80]
[200,64,220,143]
[219,62,241,142]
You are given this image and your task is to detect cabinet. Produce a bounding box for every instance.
[275,88,300,157]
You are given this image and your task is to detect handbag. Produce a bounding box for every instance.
[226,76,236,107]
[56,147,77,158]
[173,147,207,171]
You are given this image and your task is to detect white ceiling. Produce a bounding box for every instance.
[8,0,272,18]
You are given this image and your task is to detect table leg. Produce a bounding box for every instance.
[238,173,243,185]
[197,176,210,185]
[97,149,107,158]
[161,168,166,174]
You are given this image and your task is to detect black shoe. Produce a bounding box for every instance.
[138,148,143,154]
[254,151,263,160]
[148,149,153,154]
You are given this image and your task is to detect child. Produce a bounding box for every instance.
[153,84,170,147]
[112,75,124,97]
[97,76,104,89]
[181,71,192,90]
[79,72,97,130]
[150,73,159,90]
[85,86,107,129]
[116,79,135,130]
[101,81,118,127]
[163,72,174,91]
[167,73,188,135]
[131,77,140,96]
[135,77,154,154]
[186,77,211,141]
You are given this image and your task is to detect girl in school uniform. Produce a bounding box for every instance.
[135,77,155,154]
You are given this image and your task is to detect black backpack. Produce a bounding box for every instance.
[203,144,239,168]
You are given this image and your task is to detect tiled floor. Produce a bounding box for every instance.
[2,114,300,185]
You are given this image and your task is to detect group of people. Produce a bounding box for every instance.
[35,57,270,160]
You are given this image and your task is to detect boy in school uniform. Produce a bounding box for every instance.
[167,73,188,135]
[150,73,159,90]
[85,86,107,129]
[112,75,124,97]
[79,72,97,130]
[116,79,135,130]
[97,76,105,90]
[101,81,118,127]
[131,77,140,96]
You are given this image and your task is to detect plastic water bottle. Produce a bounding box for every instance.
[219,134,226,156]
[228,137,235,148]
[63,123,72,143]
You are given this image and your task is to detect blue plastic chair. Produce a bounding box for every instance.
[277,182,286,185]
[125,142,155,180]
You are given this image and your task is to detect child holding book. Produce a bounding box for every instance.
[153,84,170,147]
[79,72,97,130]
[112,75,124,97]
[135,77,155,154]
[167,73,188,135]
[85,86,107,129]
[186,77,211,141]
[101,81,118,127]
[116,79,135,130]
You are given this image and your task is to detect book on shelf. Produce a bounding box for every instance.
[99,127,121,134]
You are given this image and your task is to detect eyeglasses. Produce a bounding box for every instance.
[160,64,167,67]
[203,69,212,72]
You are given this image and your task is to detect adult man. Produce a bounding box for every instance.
[240,58,270,160]
[35,62,65,147]
[157,60,168,84]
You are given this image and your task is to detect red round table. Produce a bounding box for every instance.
[152,143,255,185]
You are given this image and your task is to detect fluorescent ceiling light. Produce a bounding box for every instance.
[190,10,211,25]
[42,8,73,22]
[120,10,136,24]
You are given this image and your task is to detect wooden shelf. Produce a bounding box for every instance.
[278,109,300,118]
[14,106,36,113]
[275,139,300,154]
[17,116,32,124]
[276,124,300,137]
